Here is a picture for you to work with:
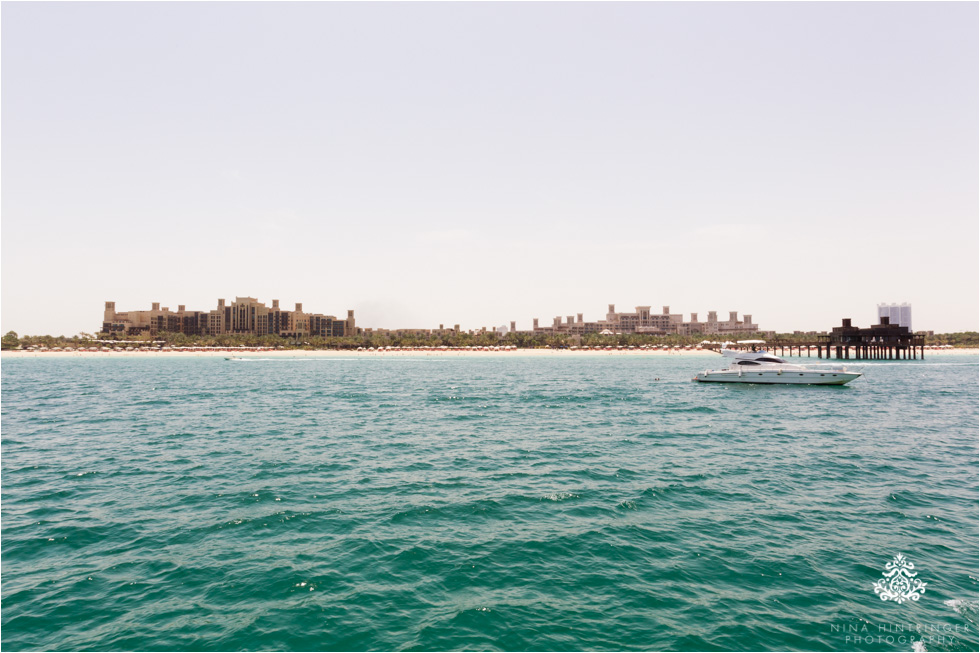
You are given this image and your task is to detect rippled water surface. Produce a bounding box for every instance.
[2,354,978,651]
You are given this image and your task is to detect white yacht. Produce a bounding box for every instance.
[693,349,862,385]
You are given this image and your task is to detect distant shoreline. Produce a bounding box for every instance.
[3,348,717,359]
[3,348,977,359]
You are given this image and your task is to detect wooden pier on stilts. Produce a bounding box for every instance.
[766,317,925,360]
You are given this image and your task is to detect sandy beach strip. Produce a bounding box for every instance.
[3,348,717,359]
[3,348,976,359]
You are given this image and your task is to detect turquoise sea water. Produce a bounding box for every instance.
[2,354,978,652]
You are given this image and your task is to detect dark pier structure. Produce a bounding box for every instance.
[769,317,925,360]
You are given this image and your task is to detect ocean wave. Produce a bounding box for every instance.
[945,599,979,626]
[1,354,976,651]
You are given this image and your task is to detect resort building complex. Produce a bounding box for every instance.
[102,298,356,338]
[529,305,759,336]
[100,299,759,339]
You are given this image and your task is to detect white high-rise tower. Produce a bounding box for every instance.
[877,303,912,330]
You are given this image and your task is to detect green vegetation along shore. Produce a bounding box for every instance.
[3,330,978,351]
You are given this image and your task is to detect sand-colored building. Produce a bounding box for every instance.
[102,298,355,337]
[528,304,759,336]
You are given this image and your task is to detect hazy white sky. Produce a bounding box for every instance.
[2,2,977,336]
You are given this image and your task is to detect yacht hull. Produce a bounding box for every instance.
[693,370,860,385]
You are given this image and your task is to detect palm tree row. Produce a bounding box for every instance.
[8,329,977,350]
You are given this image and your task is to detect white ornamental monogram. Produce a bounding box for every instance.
[873,554,926,603]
